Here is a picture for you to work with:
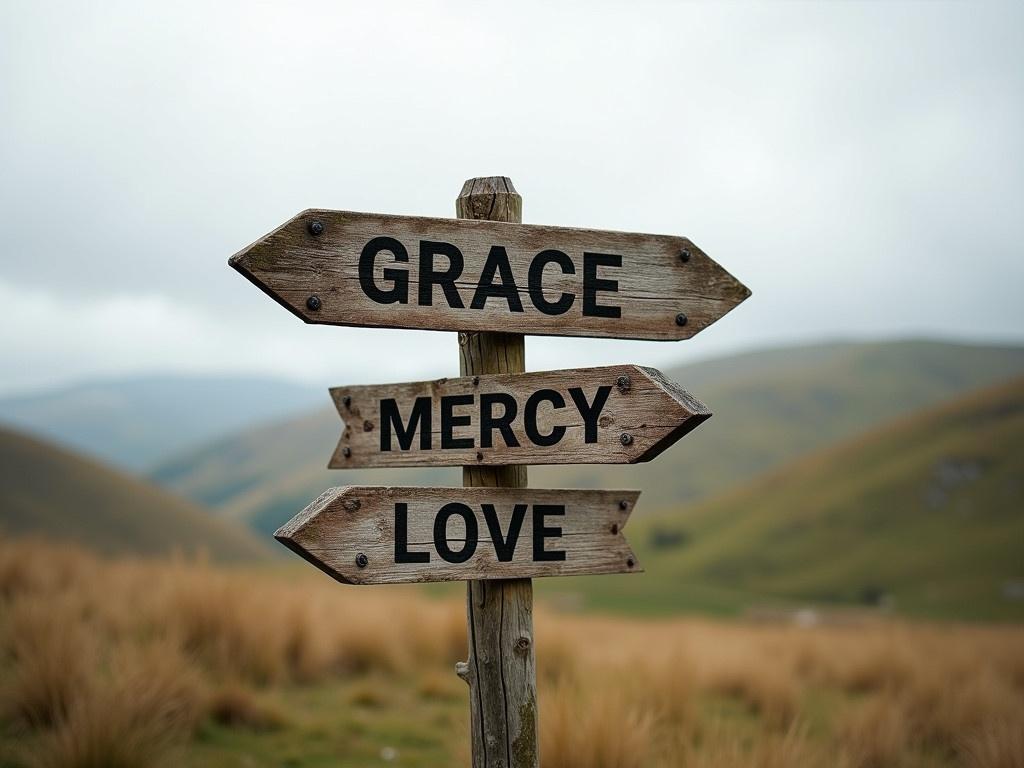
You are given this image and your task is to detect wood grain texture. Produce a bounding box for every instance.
[328,364,711,468]
[273,485,641,585]
[228,201,749,342]
[458,177,535,768]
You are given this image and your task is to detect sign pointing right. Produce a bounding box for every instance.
[229,209,750,341]
[329,365,710,469]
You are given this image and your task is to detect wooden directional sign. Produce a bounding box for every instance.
[275,486,641,585]
[329,365,710,469]
[229,210,749,341]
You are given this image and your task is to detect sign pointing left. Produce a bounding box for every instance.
[275,486,641,585]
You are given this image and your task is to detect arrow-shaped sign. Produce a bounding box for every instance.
[275,486,641,585]
[230,210,749,341]
[329,365,709,469]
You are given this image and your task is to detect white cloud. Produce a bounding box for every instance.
[1,0,1022,395]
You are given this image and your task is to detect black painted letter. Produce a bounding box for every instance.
[523,389,566,447]
[568,385,612,444]
[582,252,621,318]
[528,249,575,315]
[480,392,519,449]
[483,503,526,562]
[441,394,474,449]
[418,241,465,308]
[359,237,409,305]
[394,503,429,563]
[532,504,566,561]
[380,397,431,451]
[470,246,524,312]
[434,503,478,564]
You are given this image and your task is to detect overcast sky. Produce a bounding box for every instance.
[1,0,1021,396]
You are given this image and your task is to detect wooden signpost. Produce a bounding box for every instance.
[231,176,749,768]
[275,486,640,585]
[328,365,710,468]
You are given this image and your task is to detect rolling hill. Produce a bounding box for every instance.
[549,376,1024,621]
[152,339,1024,536]
[0,426,272,561]
[0,375,323,471]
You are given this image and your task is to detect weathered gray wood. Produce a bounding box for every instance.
[328,364,711,468]
[458,177,536,768]
[273,485,641,585]
[228,203,749,342]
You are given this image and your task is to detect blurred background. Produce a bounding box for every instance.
[1,1,1022,766]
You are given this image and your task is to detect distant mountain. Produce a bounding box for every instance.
[0,375,324,471]
[565,376,1024,621]
[533,338,1024,510]
[152,339,1024,537]
[0,426,271,561]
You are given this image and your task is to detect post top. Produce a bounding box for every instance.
[456,176,521,223]
[458,176,519,199]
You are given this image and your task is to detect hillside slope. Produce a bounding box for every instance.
[153,339,1024,536]
[0,426,272,561]
[560,376,1024,621]
[0,375,322,471]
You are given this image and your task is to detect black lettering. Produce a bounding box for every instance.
[359,236,409,305]
[532,504,566,561]
[523,389,566,447]
[528,249,575,316]
[480,392,519,448]
[434,503,478,564]
[470,246,524,312]
[381,397,431,451]
[418,240,465,307]
[568,386,612,444]
[441,394,474,449]
[483,503,526,562]
[582,252,621,318]
[394,503,429,563]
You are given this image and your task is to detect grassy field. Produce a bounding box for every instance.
[539,376,1024,622]
[2,539,1022,767]
[0,426,270,562]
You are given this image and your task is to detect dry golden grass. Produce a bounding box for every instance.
[206,682,286,731]
[960,718,1024,768]
[541,680,653,768]
[1,537,1022,767]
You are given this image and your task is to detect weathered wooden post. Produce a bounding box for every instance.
[454,177,537,768]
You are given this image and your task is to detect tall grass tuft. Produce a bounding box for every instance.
[541,681,653,768]
[1,598,94,728]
